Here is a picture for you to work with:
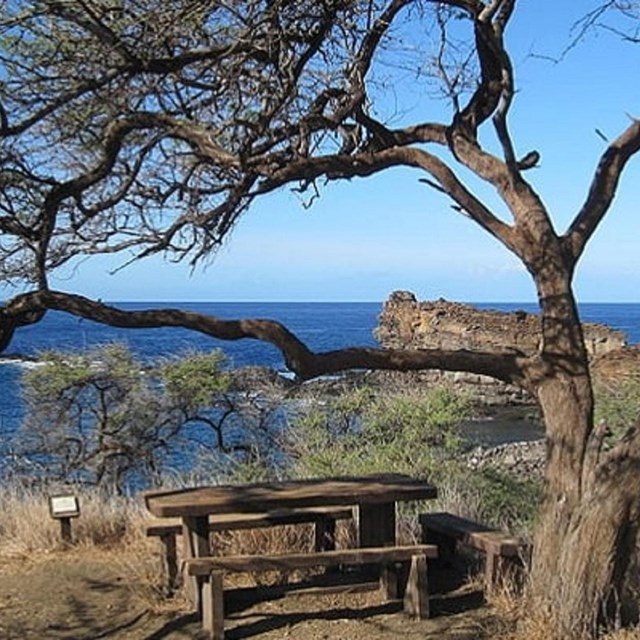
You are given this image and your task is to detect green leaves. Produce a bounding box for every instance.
[287,386,470,480]
[160,350,231,409]
[594,372,640,439]
[17,343,231,493]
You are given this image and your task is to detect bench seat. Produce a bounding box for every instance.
[188,544,438,640]
[419,512,528,588]
[146,506,353,590]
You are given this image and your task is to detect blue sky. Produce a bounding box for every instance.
[36,2,640,302]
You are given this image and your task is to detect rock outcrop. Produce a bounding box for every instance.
[374,291,629,405]
[376,291,626,356]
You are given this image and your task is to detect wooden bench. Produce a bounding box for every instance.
[419,512,528,588]
[146,506,353,590]
[187,544,438,640]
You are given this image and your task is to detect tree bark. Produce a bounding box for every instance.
[531,417,640,638]
[527,276,640,638]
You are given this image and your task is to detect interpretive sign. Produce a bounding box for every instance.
[49,494,80,519]
[48,494,80,545]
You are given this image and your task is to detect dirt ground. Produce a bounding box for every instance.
[0,550,498,640]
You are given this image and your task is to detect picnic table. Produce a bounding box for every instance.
[145,473,438,639]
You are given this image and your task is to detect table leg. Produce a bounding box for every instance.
[358,502,396,547]
[182,516,210,612]
[358,502,396,580]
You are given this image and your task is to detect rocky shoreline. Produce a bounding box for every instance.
[465,439,545,482]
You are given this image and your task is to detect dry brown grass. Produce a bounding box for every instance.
[485,577,640,640]
[4,484,640,639]
[0,483,175,607]
[0,484,141,554]
[0,482,358,606]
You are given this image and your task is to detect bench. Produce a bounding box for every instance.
[187,544,438,640]
[146,506,353,590]
[419,512,528,589]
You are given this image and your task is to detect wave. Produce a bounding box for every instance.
[0,355,44,369]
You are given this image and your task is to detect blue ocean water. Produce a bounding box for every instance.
[1,301,639,442]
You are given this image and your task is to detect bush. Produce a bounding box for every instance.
[286,386,469,482]
[473,468,542,534]
[594,373,640,439]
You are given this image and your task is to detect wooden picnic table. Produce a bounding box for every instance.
[145,473,437,609]
[145,472,437,547]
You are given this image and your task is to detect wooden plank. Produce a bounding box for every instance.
[420,512,522,556]
[187,545,438,575]
[285,580,379,597]
[145,474,437,518]
[145,507,353,537]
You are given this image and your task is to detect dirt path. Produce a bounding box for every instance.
[0,551,496,640]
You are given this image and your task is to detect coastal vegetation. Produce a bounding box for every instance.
[8,343,541,529]
[1,1,640,637]
[2,344,640,637]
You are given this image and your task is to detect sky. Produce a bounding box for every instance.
[21,1,640,303]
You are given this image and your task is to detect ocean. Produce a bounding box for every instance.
[1,301,639,451]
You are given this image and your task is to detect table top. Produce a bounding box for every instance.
[145,474,437,518]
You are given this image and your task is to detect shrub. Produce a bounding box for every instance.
[472,468,542,534]
[594,373,640,440]
[286,386,469,482]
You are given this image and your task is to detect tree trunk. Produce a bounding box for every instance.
[531,408,640,638]
[528,284,640,638]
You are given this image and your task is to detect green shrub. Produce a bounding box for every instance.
[472,468,542,534]
[594,374,640,439]
[286,386,470,482]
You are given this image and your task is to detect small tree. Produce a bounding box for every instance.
[14,345,259,493]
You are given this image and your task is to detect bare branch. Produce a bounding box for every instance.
[257,144,516,250]
[563,118,640,264]
[4,290,528,386]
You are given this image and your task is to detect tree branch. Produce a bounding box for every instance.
[563,118,640,264]
[258,145,516,252]
[3,290,528,386]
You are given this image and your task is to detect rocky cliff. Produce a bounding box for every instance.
[374,291,630,404]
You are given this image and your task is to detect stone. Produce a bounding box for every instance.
[375,291,628,405]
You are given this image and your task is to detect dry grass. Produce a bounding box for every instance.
[0,483,141,554]
[485,577,640,640]
[0,483,174,607]
[0,482,358,605]
[4,483,640,639]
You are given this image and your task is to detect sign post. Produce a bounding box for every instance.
[48,495,80,545]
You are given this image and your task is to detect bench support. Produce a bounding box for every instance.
[183,515,211,611]
[147,507,353,595]
[403,555,429,618]
[159,532,179,591]
[191,545,437,640]
[203,571,225,640]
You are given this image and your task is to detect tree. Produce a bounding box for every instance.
[1,1,639,636]
[14,345,279,493]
